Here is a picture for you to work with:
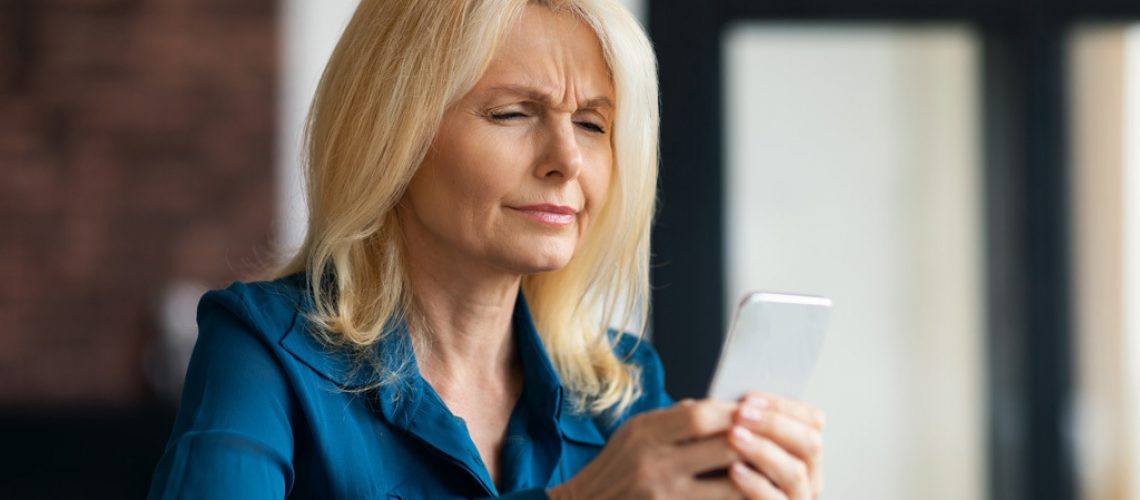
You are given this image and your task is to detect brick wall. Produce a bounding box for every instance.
[0,0,278,408]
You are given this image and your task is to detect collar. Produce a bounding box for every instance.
[279,280,562,400]
[278,278,576,494]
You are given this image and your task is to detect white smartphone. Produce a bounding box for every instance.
[706,292,832,401]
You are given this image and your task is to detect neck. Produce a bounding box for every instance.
[399,217,523,396]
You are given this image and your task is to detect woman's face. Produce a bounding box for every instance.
[399,5,614,277]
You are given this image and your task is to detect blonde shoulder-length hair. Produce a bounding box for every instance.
[275,0,659,417]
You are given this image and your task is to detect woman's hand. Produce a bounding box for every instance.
[548,399,744,500]
[725,392,826,499]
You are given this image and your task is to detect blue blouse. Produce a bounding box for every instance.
[146,275,674,499]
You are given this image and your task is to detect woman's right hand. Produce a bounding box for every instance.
[547,399,743,500]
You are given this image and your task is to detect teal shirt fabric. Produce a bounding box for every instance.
[146,274,674,499]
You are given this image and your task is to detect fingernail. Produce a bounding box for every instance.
[748,397,770,409]
[732,425,753,443]
[731,461,749,476]
[740,405,763,422]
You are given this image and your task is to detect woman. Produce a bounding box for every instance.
[147,0,826,498]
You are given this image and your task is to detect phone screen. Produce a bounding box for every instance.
[706,292,832,401]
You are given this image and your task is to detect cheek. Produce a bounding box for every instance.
[583,150,614,217]
[403,108,562,270]
[418,133,519,230]
[449,149,517,219]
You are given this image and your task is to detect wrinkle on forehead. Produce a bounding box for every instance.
[484,5,613,111]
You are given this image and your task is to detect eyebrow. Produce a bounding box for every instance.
[487,84,613,110]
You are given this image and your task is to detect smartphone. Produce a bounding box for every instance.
[706,292,832,401]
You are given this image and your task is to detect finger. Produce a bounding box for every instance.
[742,393,825,430]
[672,434,739,475]
[728,425,812,499]
[685,476,744,499]
[736,408,823,468]
[642,399,738,443]
[729,461,788,500]
[735,410,823,498]
[812,455,823,498]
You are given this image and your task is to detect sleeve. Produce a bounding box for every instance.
[147,289,296,500]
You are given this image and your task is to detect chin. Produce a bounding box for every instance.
[502,245,575,274]
[490,235,579,274]
[513,254,573,274]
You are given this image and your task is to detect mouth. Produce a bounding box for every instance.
[508,204,578,228]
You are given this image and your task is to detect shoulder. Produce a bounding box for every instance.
[187,273,311,386]
[197,273,307,345]
[608,331,675,418]
[609,331,662,375]
[149,276,306,499]
[558,331,673,443]
[198,273,379,388]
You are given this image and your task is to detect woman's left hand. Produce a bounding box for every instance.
[725,392,826,499]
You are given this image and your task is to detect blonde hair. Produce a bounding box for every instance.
[276,0,659,417]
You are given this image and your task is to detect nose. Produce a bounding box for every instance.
[534,118,583,181]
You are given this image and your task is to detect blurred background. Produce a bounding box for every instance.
[1,0,1139,499]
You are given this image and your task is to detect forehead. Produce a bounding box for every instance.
[475,5,613,100]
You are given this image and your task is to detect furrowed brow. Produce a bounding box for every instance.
[488,84,612,110]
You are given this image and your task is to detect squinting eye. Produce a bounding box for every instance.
[576,121,606,134]
[489,111,528,121]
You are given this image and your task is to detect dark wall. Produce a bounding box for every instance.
[0,0,277,408]
[0,0,278,496]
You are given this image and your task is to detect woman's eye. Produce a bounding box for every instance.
[489,111,527,121]
[576,121,606,134]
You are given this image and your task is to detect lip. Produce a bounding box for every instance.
[509,204,578,227]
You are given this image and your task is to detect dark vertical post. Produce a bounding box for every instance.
[1021,18,1076,500]
[648,1,726,399]
[982,15,1076,500]
[981,22,1029,500]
